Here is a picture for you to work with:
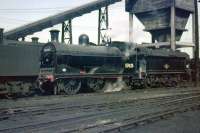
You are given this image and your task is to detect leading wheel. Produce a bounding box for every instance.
[57,79,81,95]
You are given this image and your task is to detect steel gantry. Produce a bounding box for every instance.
[194,0,200,86]
[4,0,121,41]
[98,6,110,45]
[61,20,72,44]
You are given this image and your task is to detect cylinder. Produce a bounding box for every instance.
[0,28,4,44]
[79,34,89,45]
[31,37,39,43]
[50,30,60,43]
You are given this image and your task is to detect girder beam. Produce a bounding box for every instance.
[4,0,121,40]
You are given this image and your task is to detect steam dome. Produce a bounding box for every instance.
[79,34,89,45]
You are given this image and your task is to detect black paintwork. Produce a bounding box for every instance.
[0,40,44,77]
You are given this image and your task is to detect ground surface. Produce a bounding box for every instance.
[0,87,197,109]
[0,87,200,133]
[126,110,200,133]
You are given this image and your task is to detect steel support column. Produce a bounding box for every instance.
[170,0,176,51]
[192,13,196,58]
[98,6,109,45]
[194,0,199,86]
[129,13,134,43]
[61,20,72,44]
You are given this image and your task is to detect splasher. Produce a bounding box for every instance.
[88,67,99,74]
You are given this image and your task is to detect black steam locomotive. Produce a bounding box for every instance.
[38,36,190,95]
[0,29,190,96]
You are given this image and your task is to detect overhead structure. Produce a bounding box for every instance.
[98,6,109,45]
[194,0,199,86]
[4,0,121,41]
[61,20,72,44]
[126,0,195,50]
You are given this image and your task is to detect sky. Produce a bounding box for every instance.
[0,0,198,56]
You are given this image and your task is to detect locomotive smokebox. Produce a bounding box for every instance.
[0,28,4,44]
[79,34,89,45]
[50,30,60,43]
[31,37,39,43]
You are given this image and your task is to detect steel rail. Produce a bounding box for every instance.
[101,103,200,133]
[66,98,200,132]
[1,91,200,119]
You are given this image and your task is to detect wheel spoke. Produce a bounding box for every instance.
[87,79,105,92]
[57,79,81,95]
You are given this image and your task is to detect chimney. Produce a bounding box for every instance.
[31,37,39,43]
[50,30,60,43]
[0,28,4,44]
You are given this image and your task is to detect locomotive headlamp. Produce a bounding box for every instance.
[62,68,67,72]
[164,64,170,70]
[45,58,50,62]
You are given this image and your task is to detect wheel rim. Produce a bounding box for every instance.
[57,79,81,95]
[87,79,105,92]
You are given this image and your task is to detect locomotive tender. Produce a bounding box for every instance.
[0,39,43,97]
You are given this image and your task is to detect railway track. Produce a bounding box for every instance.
[64,95,200,133]
[0,87,198,112]
[0,89,200,133]
[100,100,200,133]
[0,89,199,119]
